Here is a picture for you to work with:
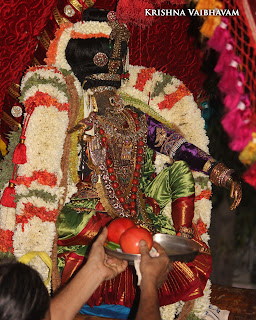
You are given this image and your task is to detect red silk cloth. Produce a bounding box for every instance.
[58,211,212,307]
[172,194,195,232]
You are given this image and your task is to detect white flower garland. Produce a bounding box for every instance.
[18,106,69,180]
[54,21,111,72]
[0,205,16,231]
[9,66,72,290]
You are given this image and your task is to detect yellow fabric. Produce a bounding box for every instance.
[0,138,7,157]
[18,251,52,286]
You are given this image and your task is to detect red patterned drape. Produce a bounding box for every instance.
[0,0,58,118]
[95,0,206,97]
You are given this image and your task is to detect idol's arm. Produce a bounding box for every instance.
[146,115,242,210]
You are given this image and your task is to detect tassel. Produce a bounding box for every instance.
[223,73,244,111]
[222,95,253,151]
[12,135,27,164]
[229,96,253,152]
[208,17,230,52]
[0,179,16,208]
[218,57,241,94]
[214,38,235,74]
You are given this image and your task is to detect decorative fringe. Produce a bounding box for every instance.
[208,17,229,52]
[214,38,235,74]
[222,95,253,152]
[12,135,27,164]
[0,179,16,208]
[218,57,241,94]
[229,96,253,152]
[223,73,244,111]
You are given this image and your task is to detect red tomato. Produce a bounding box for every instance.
[107,218,135,244]
[120,226,153,254]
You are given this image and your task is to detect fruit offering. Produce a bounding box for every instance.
[107,218,153,254]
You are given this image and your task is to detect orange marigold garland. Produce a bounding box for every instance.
[44,22,73,66]
[24,92,69,114]
[19,203,59,224]
[158,84,191,110]
[0,229,14,253]
[16,170,57,188]
[134,67,156,91]
[195,189,212,202]
[196,218,208,236]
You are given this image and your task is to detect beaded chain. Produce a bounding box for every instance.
[90,106,154,231]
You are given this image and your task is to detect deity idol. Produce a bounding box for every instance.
[0,8,241,320]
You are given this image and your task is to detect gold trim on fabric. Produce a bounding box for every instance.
[202,158,216,173]
[11,82,20,90]
[39,30,51,51]
[69,0,95,11]
[85,0,95,7]
[53,7,69,25]
[1,111,21,131]
[69,0,83,11]
[8,86,20,99]
[95,176,119,219]
[32,57,41,66]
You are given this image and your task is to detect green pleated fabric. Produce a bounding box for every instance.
[144,160,195,209]
[56,205,96,240]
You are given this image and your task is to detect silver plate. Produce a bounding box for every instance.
[104,233,201,264]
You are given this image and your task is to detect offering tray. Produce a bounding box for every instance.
[104,233,201,264]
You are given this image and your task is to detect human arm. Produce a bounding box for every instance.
[50,227,128,320]
[135,240,171,320]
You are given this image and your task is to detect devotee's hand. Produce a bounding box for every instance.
[87,227,128,281]
[229,178,242,210]
[139,240,171,289]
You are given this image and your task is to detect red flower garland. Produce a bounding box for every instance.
[158,84,191,110]
[0,229,14,253]
[18,202,59,225]
[24,92,69,114]
[16,170,57,188]
[134,67,156,91]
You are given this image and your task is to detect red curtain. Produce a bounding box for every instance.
[0,0,58,117]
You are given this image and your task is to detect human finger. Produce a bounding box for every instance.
[152,242,166,255]
[106,256,128,271]
[94,227,108,246]
[139,240,149,256]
